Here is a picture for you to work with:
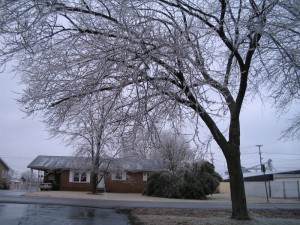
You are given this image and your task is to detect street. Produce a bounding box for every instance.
[0,190,299,225]
[1,190,299,210]
[0,190,133,225]
[0,203,131,225]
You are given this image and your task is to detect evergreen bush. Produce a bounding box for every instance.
[143,161,222,199]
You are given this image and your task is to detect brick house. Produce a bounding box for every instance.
[0,157,10,189]
[27,155,166,193]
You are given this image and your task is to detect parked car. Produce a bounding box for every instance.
[40,182,53,191]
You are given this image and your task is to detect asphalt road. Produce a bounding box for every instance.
[0,203,131,225]
[0,191,133,225]
[0,190,299,210]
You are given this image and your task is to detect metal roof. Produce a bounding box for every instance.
[27,155,166,172]
[111,157,166,171]
[27,156,93,170]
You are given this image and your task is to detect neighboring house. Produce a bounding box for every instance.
[273,170,300,182]
[242,170,300,182]
[0,157,10,189]
[223,170,300,199]
[27,155,166,193]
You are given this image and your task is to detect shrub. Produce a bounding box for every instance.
[143,161,222,200]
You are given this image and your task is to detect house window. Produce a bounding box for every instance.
[81,172,87,182]
[73,171,80,182]
[143,172,148,181]
[69,170,90,183]
[112,171,126,180]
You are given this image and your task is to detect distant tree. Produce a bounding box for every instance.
[20,170,38,190]
[20,171,31,183]
[152,131,195,171]
[21,170,37,183]
[1,0,299,220]
[120,126,160,159]
[143,161,222,199]
[121,130,199,171]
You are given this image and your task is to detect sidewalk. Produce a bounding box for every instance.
[25,191,300,204]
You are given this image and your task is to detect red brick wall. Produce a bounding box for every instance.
[59,170,92,192]
[58,170,147,193]
[105,172,147,193]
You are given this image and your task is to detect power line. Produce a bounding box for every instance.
[209,151,215,165]
[263,152,300,156]
[1,155,34,160]
[241,152,258,155]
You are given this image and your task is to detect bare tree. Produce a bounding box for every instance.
[1,0,299,220]
[122,129,196,171]
[49,92,123,194]
[152,131,195,171]
[281,112,300,140]
[20,170,38,190]
[120,123,161,159]
[21,170,37,183]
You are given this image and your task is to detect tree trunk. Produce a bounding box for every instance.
[225,147,249,220]
[92,172,98,194]
[92,148,101,194]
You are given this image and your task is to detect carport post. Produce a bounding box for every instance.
[37,170,40,191]
[283,181,286,199]
[30,169,33,192]
[297,181,300,200]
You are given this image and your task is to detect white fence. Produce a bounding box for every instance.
[244,181,300,199]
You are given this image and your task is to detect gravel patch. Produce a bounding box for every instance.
[130,208,300,225]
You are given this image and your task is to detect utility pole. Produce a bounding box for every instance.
[256,145,269,203]
[209,151,215,166]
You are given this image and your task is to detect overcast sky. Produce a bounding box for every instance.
[214,101,300,177]
[0,70,74,175]
[1,68,299,178]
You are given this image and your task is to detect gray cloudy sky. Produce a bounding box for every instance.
[1,69,299,177]
[0,70,74,175]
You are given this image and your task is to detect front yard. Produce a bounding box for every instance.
[130,208,300,225]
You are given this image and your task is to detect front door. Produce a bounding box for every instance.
[97,173,105,190]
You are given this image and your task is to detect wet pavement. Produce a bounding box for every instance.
[0,203,131,225]
[0,190,299,211]
[0,190,299,225]
[0,190,29,196]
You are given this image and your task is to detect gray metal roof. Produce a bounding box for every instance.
[28,155,166,172]
[111,157,166,171]
[27,156,93,170]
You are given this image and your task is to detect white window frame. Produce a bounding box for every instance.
[69,170,90,183]
[111,171,126,181]
[143,172,148,181]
